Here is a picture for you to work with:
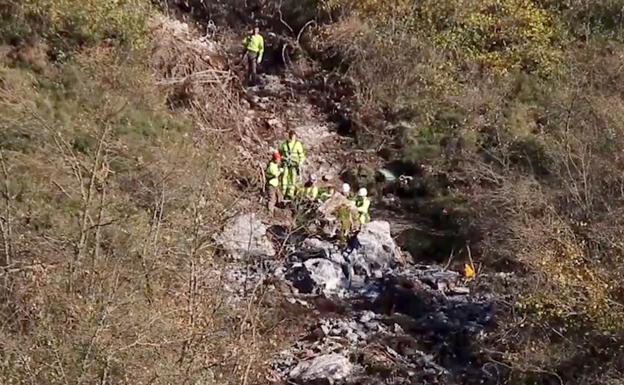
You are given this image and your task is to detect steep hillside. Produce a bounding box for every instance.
[3,1,624,385]
[172,0,624,383]
[305,2,624,383]
[0,2,295,384]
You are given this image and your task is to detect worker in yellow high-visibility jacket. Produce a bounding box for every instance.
[265,151,283,215]
[301,174,319,201]
[279,130,305,199]
[354,188,371,226]
[242,26,264,85]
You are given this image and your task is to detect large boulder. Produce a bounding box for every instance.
[317,194,357,218]
[300,238,335,258]
[286,258,348,295]
[216,213,275,259]
[305,259,347,293]
[350,221,402,276]
[289,353,353,385]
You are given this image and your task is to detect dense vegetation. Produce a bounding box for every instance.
[310,0,624,383]
[3,0,624,383]
[0,1,289,383]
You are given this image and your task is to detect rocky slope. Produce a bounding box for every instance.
[160,13,502,385]
[216,215,498,385]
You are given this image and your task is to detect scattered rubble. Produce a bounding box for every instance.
[212,217,495,384]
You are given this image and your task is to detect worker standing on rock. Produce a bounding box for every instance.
[279,129,305,199]
[265,151,283,215]
[241,26,264,85]
[354,188,371,226]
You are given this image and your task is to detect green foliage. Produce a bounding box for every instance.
[0,0,150,54]
[316,0,624,381]
[321,0,564,73]
[420,0,564,74]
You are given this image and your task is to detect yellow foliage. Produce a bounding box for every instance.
[321,0,413,21]
[321,0,564,74]
[516,217,623,330]
[464,263,475,278]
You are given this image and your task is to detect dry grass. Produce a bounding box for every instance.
[0,13,295,384]
[149,17,267,189]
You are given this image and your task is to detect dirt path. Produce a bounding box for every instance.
[241,73,352,182]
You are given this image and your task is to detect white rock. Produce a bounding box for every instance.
[351,221,402,275]
[359,311,376,323]
[289,353,353,384]
[301,238,335,255]
[303,258,347,294]
[216,213,275,259]
[449,286,471,295]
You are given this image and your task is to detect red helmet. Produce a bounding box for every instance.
[272,151,281,161]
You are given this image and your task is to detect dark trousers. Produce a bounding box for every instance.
[245,51,258,84]
[341,232,361,288]
[266,185,282,215]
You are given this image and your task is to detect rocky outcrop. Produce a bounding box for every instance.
[214,216,495,385]
[286,258,348,295]
[350,220,403,276]
[216,213,275,259]
[292,222,403,291]
[289,353,353,385]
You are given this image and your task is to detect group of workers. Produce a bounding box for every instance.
[245,26,370,282]
[265,130,371,227]
[243,27,371,226]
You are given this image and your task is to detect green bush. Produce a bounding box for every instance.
[321,0,564,74]
[314,0,624,382]
[540,0,624,38]
[0,0,150,53]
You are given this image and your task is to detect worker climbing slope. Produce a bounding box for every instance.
[241,26,264,85]
[265,151,283,215]
[279,129,305,199]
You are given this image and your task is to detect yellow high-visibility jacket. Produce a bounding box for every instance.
[302,185,319,200]
[242,34,265,61]
[265,161,282,187]
[318,187,334,201]
[355,197,371,224]
[279,139,305,167]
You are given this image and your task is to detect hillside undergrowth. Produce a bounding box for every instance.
[0,2,293,384]
[304,1,624,383]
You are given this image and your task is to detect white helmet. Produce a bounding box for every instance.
[357,187,368,197]
[342,183,351,194]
